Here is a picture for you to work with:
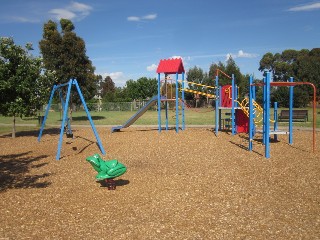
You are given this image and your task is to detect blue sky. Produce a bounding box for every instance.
[1,0,319,87]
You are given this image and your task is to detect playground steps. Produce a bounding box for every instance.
[256,129,289,135]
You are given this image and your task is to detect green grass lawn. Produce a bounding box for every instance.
[0,107,318,135]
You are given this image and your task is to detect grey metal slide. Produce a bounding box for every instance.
[111,95,165,132]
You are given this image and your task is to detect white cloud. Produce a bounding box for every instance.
[49,1,93,21]
[127,16,140,22]
[99,71,127,87]
[109,71,124,80]
[71,1,92,13]
[127,13,157,22]
[147,64,158,72]
[225,50,259,61]
[288,2,320,12]
[49,9,76,20]
[142,14,157,20]
[6,16,39,23]
[170,55,183,59]
[237,50,258,58]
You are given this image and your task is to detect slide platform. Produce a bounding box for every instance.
[111,95,165,132]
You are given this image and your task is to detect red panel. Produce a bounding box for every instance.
[221,85,232,108]
[236,109,249,133]
[156,58,185,74]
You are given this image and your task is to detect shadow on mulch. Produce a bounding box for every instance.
[0,127,64,138]
[0,151,52,192]
[113,127,178,133]
[229,141,263,157]
[62,135,96,156]
[65,116,106,121]
[97,179,130,189]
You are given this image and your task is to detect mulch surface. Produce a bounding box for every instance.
[0,127,319,239]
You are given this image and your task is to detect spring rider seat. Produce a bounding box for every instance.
[86,154,127,190]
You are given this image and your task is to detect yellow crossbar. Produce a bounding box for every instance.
[178,80,216,89]
[180,88,216,98]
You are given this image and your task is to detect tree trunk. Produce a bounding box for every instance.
[12,115,16,138]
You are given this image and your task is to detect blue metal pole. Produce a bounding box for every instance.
[59,89,65,112]
[165,77,168,131]
[56,80,72,160]
[74,79,106,156]
[289,77,294,144]
[38,85,57,142]
[249,76,253,151]
[181,72,185,130]
[274,102,278,141]
[262,77,266,145]
[59,89,69,131]
[175,73,179,133]
[265,72,271,158]
[231,74,235,135]
[157,73,161,132]
[215,76,219,135]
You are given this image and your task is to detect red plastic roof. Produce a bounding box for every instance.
[156,58,185,74]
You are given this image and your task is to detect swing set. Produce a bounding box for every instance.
[38,79,106,160]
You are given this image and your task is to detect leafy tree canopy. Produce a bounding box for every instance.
[124,77,157,100]
[0,37,52,137]
[39,19,96,101]
[259,48,320,104]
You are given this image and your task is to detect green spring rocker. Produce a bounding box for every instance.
[86,154,127,190]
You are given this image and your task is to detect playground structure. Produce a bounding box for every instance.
[112,58,217,133]
[111,58,316,159]
[156,58,186,132]
[112,58,187,132]
[248,72,317,158]
[213,70,317,158]
[213,69,260,135]
[38,79,106,160]
[214,70,239,135]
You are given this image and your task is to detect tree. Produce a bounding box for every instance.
[259,50,298,82]
[225,57,248,98]
[209,61,228,86]
[259,48,320,106]
[296,48,320,98]
[39,19,96,101]
[124,77,157,100]
[186,66,206,105]
[0,37,51,138]
[209,58,248,98]
[101,76,116,101]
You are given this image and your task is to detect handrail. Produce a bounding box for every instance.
[178,80,216,89]
[180,88,216,98]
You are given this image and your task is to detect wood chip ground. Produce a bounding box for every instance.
[0,127,319,239]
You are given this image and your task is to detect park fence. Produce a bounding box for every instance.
[45,99,215,113]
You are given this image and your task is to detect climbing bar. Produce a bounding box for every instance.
[216,69,232,79]
[237,98,275,124]
[180,88,216,98]
[178,80,216,89]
